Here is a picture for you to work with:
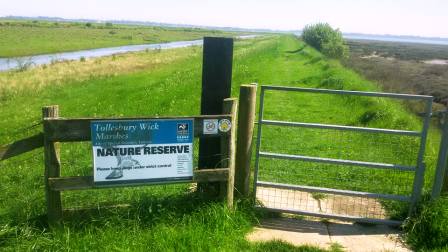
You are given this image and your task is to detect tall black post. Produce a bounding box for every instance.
[199,37,234,193]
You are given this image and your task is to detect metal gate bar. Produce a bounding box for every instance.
[259,85,434,100]
[261,207,403,226]
[253,85,433,225]
[257,181,411,202]
[261,120,421,136]
[259,152,416,171]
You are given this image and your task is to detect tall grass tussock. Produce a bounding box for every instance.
[404,196,448,251]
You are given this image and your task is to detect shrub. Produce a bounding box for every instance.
[403,196,448,250]
[85,22,92,28]
[301,23,348,59]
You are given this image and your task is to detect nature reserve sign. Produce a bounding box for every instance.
[91,119,194,186]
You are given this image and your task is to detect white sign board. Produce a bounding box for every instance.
[91,119,194,186]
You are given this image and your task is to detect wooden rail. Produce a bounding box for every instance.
[0,133,44,161]
[0,115,232,162]
[48,168,229,191]
[43,115,231,142]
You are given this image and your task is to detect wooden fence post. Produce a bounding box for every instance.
[42,105,63,224]
[222,98,238,208]
[235,84,257,197]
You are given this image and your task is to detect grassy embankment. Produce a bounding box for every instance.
[0,35,441,250]
[0,19,242,57]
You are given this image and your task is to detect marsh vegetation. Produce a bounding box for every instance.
[343,39,448,106]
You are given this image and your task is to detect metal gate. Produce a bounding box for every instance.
[253,85,433,226]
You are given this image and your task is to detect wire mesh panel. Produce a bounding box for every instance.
[257,186,393,219]
[253,85,433,225]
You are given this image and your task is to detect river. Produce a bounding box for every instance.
[0,35,257,72]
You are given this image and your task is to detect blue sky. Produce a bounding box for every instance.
[0,0,446,38]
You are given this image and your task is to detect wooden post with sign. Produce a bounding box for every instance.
[221,98,237,207]
[199,37,234,195]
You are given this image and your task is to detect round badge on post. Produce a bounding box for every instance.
[218,119,232,132]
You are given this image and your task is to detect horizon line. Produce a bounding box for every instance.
[2,15,448,41]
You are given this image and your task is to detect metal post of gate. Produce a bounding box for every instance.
[409,98,432,214]
[432,110,448,198]
[252,86,265,201]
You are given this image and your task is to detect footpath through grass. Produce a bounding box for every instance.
[0,35,440,250]
[0,19,241,57]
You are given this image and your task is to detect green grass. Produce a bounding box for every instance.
[0,19,243,57]
[403,196,448,251]
[0,34,442,250]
